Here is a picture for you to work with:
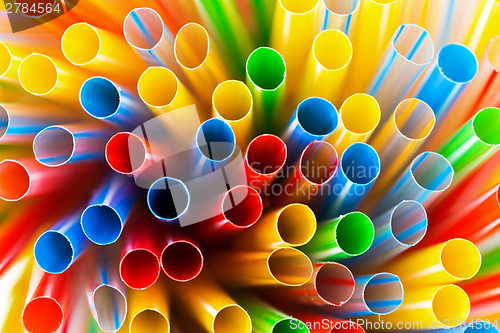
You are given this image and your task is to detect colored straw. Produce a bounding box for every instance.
[385,238,481,285]
[34,213,89,274]
[174,22,228,105]
[321,0,360,35]
[245,134,287,191]
[414,43,478,121]
[377,151,454,213]
[105,132,147,175]
[237,203,316,249]
[61,22,147,88]
[368,24,434,118]
[465,0,500,56]
[336,273,403,317]
[80,76,151,129]
[301,211,374,261]
[245,47,286,133]
[195,117,236,163]
[137,66,196,115]
[316,142,380,217]
[439,107,500,180]
[212,80,253,146]
[128,283,170,333]
[160,240,204,282]
[327,94,381,154]
[271,0,321,95]
[368,98,435,192]
[282,97,338,163]
[354,200,427,268]
[298,29,352,106]
[461,272,500,323]
[147,176,190,221]
[213,304,252,333]
[222,185,263,229]
[383,284,470,329]
[81,176,134,245]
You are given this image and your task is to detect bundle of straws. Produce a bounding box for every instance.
[1,0,500,332]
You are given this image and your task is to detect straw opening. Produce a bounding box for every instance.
[213,304,252,333]
[315,262,355,306]
[323,0,359,15]
[279,0,319,14]
[410,152,454,192]
[222,186,263,228]
[0,105,9,140]
[272,318,310,333]
[34,230,74,273]
[313,30,352,71]
[440,239,481,280]
[93,285,127,332]
[300,141,338,185]
[161,241,203,281]
[213,81,252,121]
[105,132,146,174]
[363,273,403,315]
[0,159,30,201]
[432,285,470,326]
[33,126,75,167]
[277,204,316,246]
[297,97,338,136]
[0,41,12,77]
[147,177,190,221]
[472,107,500,146]
[246,135,287,175]
[267,247,313,286]
[18,53,58,95]
[22,297,64,333]
[390,200,427,246]
[394,99,435,141]
[438,44,478,83]
[247,47,286,90]
[341,94,380,135]
[336,212,374,256]
[120,249,160,289]
[123,8,164,50]
[130,309,169,333]
[80,77,121,119]
[62,23,100,65]
[81,205,123,245]
[196,118,236,162]
[393,25,433,65]
[138,67,178,107]
[341,143,380,185]
[174,23,210,70]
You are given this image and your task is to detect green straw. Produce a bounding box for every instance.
[439,107,500,179]
[250,0,276,45]
[301,211,375,261]
[246,47,286,134]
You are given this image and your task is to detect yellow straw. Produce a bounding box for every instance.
[466,0,500,56]
[128,283,170,333]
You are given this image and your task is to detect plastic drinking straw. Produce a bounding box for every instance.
[34,213,89,274]
[382,285,470,329]
[414,43,478,121]
[33,123,110,167]
[138,67,197,116]
[245,134,287,191]
[80,76,151,129]
[367,24,434,118]
[301,211,374,261]
[241,296,310,333]
[344,0,401,96]
[0,102,83,143]
[18,53,88,106]
[195,117,237,164]
[214,247,313,287]
[119,217,161,290]
[61,22,147,88]
[354,200,427,269]
[385,238,481,285]
[174,22,228,105]
[0,41,14,80]
[465,0,500,56]
[298,29,352,106]
[327,94,381,155]
[236,203,316,249]
[245,47,286,134]
[460,273,500,324]
[282,97,338,163]
[316,142,380,217]
[320,0,360,35]
[212,304,252,333]
[246,0,275,45]
[160,240,204,282]
[81,176,134,245]
[128,283,170,333]
[439,107,500,180]
[192,0,253,75]
[105,132,147,175]
[222,185,263,229]
[271,0,321,95]
[369,98,435,192]
[86,256,127,332]
[212,80,254,146]
[22,272,69,333]
[431,36,500,150]
[336,273,403,317]
[376,151,454,214]
[276,140,338,206]
[147,177,190,221]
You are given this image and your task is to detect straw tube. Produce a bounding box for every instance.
[337,273,403,317]
[461,272,500,324]
[327,94,380,154]
[321,0,360,35]
[161,240,204,282]
[317,142,380,217]
[80,76,151,129]
[222,185,263,229]
[128,283,170,333]
[174,22,228,105]
[301,211,374,261]
[212,80,253,145]
[245,47,286,133]
[105,132,147,175]
[369,98,435,190]
[377,151,454,213]
[465,0,500,56]
[299,29,352,105]
[368,24,434,118]
[283,97,338,163]
[213,304,252,333]
[271,0,322,95]
[385,238,481,285]
[147,177,190,221]
[414,43,478,120]
[383,285,470,329]
[61,22,147,88]
[439,107,500,180]
[355,200,427,269]
[237,203,316,249]
[245,134,287,191]
[137,67,196,115]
